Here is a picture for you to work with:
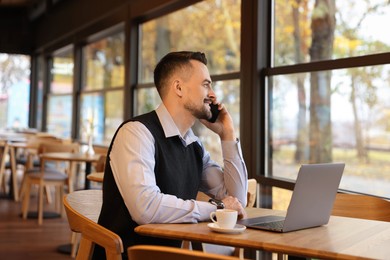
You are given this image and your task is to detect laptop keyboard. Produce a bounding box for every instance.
[253,220,284,230]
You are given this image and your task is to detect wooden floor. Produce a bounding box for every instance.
[0,191,73,260]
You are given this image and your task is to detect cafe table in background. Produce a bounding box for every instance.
[39,152,100,190]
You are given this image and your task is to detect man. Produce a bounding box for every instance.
[94,51,247,259]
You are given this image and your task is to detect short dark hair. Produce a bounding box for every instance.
[153,51,207,96]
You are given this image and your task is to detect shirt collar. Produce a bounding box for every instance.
[156,103,198,146]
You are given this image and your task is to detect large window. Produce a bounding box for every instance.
[47,47,73,138]
[80,31,125,145]
[0,54,31,130]
[269,0,390,200]
[139,0,241,164]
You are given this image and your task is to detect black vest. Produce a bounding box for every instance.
[94,111,203,259]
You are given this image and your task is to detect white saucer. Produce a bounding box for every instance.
[207,223,246,234]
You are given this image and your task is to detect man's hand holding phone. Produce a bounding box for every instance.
[201,102,236,141]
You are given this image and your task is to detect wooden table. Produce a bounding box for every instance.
[40,152,100,190]
[135,207,390,260]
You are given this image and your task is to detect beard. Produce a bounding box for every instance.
[184,100,211,120]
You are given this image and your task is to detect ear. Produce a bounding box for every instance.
[173,79,183,97]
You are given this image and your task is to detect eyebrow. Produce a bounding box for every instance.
[203,79,212,85]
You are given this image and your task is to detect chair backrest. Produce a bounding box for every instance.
[63,189,123,260]
[247,178,257,207]
[94,154,107,172]
[93,145,108,156]
[332,193,390,222]
[128,245,243,260]
[92,145,108,172]
[23,137,64,169]
[39,140,79,154]
[39,141,80,173]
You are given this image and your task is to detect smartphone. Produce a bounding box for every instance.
[208,103,220,123]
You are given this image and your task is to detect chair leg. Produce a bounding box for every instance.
[18,173,26,200]
[71,232,81,258]
[21,180,31,220]
[59,185,65,217]
[0,173,6,194]
[233,248,244,258]
[45,185,52,204]
[76,237,94,260]
[0,179,4,194]
[9,146,19,201]
[182,240,191,249]
[54,185,60,213]
[0,167,4,194]
[38,183,44,225]
[67,161,76,193]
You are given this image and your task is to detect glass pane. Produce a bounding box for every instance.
[82,32,125,90]
[46,95,72,138]
[50,47,73,93]
[140,0,241,83]
[105,91,123,144]
[274,0,390,66]
[194,79,240,166]
[135,87,161,116]
[269,64,390,197]
[0,54,30,129]
[80,91,123,145]
[80,93,104,144]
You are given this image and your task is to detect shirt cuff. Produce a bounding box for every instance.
[196,201,217,222]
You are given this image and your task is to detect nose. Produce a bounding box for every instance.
[208,87,216,101]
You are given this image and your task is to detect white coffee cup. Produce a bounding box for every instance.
[210,209,238,229]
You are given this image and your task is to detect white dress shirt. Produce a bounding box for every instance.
[109,103,248,225]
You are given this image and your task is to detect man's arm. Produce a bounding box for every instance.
[199,140,248,207]
[200,103,248,204]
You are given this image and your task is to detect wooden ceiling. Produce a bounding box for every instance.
[0,0,64,22]
[0,0,39,7]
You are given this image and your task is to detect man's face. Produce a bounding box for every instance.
[182,60,215,120]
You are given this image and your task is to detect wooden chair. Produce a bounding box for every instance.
[63,189,124,260]
[332,193,390,221]
[21,140,79,225]
[18,135,63,200]
[128,245,241,260]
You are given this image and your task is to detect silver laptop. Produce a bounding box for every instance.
[238,163,345,232]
